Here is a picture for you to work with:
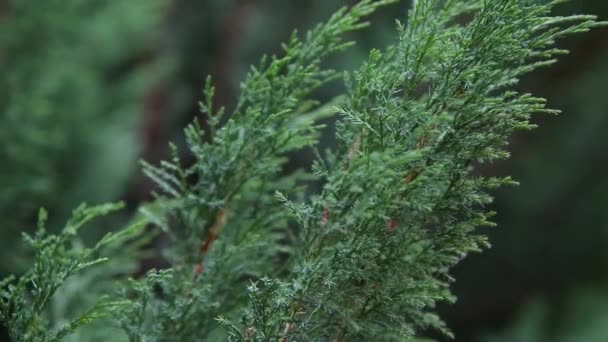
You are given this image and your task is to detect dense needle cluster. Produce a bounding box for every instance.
[1,0,604,341]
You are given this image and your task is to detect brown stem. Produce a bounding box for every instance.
[193,208,228,279]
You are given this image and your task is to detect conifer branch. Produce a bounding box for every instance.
[1,1,604,341]
[226,1,604,340]
[129,1,400,340]
[0,204,142,341]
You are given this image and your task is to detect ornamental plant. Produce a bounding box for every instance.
[0,0,604,341]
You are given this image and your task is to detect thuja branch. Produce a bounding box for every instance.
[225,1,604,341]
[143,0,399,266]
[0,204,144,342]
[1,1,604,341]
[127,1,400,340]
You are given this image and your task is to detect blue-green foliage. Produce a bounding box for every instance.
[223,1,603,340]
[0,0,604,341]
[0,203,144,342]
[131,2,398,340]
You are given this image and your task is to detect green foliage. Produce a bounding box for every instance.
[129,2,397,340]
[0,0,166,273]
[0,0,604,341]
[0,203,143,342]
[221,0,603,340]
[445,44,608,341]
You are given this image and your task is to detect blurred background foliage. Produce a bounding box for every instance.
[0,0,169,273]
[0,0,606,341]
